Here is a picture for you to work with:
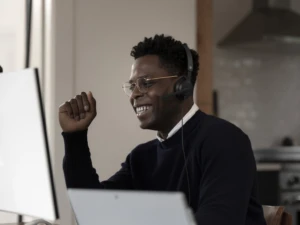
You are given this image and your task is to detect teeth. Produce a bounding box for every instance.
[136,105,151,116]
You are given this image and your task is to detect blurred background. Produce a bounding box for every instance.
[0,0,300,225]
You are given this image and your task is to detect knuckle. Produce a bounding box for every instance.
[59,102,66,109]
[70,98,77,104]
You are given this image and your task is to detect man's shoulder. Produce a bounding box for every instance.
[200,112,247,138]
[196,113,253,160]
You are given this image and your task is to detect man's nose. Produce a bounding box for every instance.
[130,86,143,100]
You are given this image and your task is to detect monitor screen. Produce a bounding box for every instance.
[0,68,58,221]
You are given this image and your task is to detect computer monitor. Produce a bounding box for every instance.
[0,68,59,221]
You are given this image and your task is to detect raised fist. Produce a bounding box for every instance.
[58,91,97,132]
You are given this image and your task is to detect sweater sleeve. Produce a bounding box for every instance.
[62,129,133,190]
[194,123,257,225]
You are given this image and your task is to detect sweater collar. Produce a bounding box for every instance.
[156,103,199,142]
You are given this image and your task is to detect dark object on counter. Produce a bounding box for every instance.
[281,137,294,146]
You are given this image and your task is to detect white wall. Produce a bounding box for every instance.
[45,1,75,225]
[74,0,196,180]
[48,1,196,225]
[0,0,25,73]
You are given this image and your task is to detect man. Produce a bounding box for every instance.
[59,34,266,225]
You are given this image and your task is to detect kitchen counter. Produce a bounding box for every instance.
[256,163,282,171]
[254,146,300,163]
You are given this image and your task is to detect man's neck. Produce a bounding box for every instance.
[158,101,194,139]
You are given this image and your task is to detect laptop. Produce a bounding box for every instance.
[68,189,196,225]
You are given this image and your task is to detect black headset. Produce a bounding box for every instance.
[173,43,194,101]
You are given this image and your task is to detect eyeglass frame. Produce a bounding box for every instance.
[122,75,179,97]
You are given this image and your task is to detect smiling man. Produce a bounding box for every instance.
[59,34,266,225]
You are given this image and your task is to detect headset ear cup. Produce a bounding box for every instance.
[174,77,185,100]
[183,81,193,99]
[174,76,193,100]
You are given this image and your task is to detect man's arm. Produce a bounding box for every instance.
[62,129,133,189]
[194,123,258,225]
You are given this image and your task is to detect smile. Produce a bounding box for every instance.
[136,105,152,117]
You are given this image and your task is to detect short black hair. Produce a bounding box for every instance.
[130,34,199,86]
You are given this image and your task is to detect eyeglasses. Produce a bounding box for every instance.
[122,75,178,97]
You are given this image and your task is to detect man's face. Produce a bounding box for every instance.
[129,55,180,131]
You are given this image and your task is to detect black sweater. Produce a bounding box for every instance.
[63,110,266,225]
